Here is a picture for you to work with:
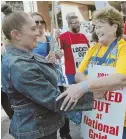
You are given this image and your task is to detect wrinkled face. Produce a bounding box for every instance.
[18,16,39,50]
[32,15,46,35]
[94,20,117,45]
[69,18,80,33]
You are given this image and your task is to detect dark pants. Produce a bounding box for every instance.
[58,86,70,137]
[38,132,57,139]
[59,118,70,137]
[1,89,14,119]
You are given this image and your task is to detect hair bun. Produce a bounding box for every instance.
[1,4,12,16]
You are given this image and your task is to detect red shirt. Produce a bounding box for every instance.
[60,31,89,74]
[124,22,126,35]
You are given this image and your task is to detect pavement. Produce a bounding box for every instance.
[1,108,83,139]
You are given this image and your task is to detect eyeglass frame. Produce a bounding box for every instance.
[70,21,80,25]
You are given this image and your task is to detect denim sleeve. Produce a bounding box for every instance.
[10,60,62,112]
[10,60,94,112]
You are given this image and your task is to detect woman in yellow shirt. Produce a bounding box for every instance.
[57,7,126,139]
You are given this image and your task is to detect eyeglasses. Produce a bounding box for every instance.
[35,20,46,25]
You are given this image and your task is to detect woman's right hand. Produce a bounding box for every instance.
[56,83,85,111]
[56,82,105,111]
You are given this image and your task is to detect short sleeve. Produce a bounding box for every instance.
[82,34,89,44]
[116,43,126,75]
[59,34,64,49]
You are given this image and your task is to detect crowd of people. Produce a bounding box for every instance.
[1,2,126,139]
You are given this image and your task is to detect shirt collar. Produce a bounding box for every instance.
[5,45,51,64]
[5,45,34,58]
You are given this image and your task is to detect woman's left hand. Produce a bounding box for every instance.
[55,50,64,59]
[56,83,85,111]
[46,51,56,64]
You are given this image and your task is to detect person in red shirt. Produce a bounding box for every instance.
[60,13,89,84]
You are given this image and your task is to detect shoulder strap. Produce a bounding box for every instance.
[45,36,50,55]
[98,39,118,65]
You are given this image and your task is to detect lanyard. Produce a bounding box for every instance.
[93,39,118,65]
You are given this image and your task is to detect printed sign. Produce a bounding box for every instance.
[80,21,95,46]
[81,65,126,139]
[80,21,90,35]
[71,44,88,70]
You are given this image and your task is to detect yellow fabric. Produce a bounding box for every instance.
[78,39,126,127]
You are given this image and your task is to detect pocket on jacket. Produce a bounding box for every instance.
[34,108,49,122]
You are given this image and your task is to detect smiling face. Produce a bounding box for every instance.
[94,20,118,46]
[32,14,46,35]
[17,16,39,50]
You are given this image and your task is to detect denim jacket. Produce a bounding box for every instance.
[2,45,65,139]
[2,45,94,139]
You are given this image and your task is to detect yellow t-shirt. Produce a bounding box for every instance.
[78,39,126,127]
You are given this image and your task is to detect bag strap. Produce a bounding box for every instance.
[98,39,118,65]
[45,36,50,55]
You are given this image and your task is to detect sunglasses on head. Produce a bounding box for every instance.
[35,20,45,25]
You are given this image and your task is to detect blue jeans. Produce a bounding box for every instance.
[66,74,76,84]
[123,127,126,139]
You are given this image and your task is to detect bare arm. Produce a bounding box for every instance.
[56,73,126,110]
[88,73,126,92]
[75,72,126,92]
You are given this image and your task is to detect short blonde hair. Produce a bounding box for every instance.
[93,7,124,38]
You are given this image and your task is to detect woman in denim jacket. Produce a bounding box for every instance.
[1,4,93,139]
